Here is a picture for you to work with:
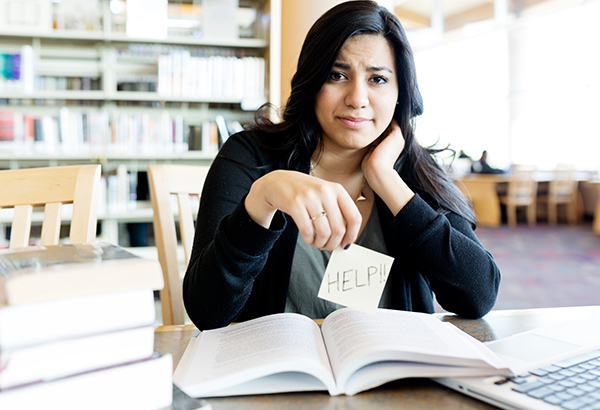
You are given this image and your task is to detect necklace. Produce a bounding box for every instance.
[310,162,367,203]
[356,179,367,202]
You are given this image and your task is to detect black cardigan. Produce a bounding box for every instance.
[183,131,501,330]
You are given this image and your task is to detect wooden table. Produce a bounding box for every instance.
[154,305,600,409]
[587,179,600,234]
[457,172,597,228]
[456,174,509,227]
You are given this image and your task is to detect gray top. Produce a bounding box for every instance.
[285,203,391,318]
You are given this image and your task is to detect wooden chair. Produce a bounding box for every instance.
[147,164,210,326]
[594,181,600,235]
[499,165,538,227]
[538,165,579,225]
[0,164,101,248]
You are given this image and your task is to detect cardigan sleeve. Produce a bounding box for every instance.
[183,133,286,330]
[386,194,500,318]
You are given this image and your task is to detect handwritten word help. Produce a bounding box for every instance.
[318,244,394,314]
[325,264,388,293]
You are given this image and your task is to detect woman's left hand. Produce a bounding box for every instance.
[361,120,405,182]
[361,120,414,215]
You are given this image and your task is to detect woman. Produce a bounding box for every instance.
[184,0,500,330]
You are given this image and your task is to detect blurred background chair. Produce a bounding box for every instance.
[147,164,210,326]
[0,165,101,248]
[538,164,579,225]
[499,165,538,227]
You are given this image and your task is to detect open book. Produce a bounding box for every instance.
[174,308,511,397]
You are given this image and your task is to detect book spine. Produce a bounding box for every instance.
[153,47,264,102]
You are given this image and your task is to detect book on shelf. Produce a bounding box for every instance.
[187,124,202,151]
[156,50,264,105]
[201,120,219,155]
[0,241,163,306]
[0,325,155,390]
[0,353,173,410]
[215,115,230,146]
[0,109,16,142]
[0,53,20,80]
[0,109,34,147]
[23,109,182,156]
[192,116,243,154]
[241,56,266,111]
[0,46,34,94]
[174,308,511,398]
[0,105,245,156]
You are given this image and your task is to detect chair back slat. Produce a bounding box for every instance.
[70,164,101,244]
[9,205,33,248]
[177,193,196,265]
[41,202,63,246]
[507,166,537,204]
[549,165,576,199]
[148,164,210,326]
[500,165,538,226]
[545,164,578,225]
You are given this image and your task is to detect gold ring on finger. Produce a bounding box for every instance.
[311,210,327,221]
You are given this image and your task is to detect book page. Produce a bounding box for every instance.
[174,313,338,397]
[321,308,506,392]
[344,359,509,396]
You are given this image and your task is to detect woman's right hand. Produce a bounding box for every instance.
[244,170,362,251]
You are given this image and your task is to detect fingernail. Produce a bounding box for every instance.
[344,243,351,250]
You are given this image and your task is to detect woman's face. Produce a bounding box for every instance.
[314,34,399,152]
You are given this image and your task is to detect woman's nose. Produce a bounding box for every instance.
[344,81,369,109]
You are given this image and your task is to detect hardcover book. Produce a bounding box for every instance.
[0,325,155,390]
[0,289,156,350]
[0,241,163,306]
[0,353,173,409]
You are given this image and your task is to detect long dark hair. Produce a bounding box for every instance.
[249,0,475,225]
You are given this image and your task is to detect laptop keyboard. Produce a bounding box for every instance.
[501,349,600,409]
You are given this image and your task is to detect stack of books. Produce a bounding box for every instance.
[0,242,173,409]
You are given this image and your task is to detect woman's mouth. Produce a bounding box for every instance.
[338,116,371,129]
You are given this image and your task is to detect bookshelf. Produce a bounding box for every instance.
[0,0,281,246]
[0,0,278,169]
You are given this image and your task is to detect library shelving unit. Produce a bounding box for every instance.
[0,0,281,246]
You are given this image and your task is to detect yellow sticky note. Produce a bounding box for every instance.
[317,244,394,314]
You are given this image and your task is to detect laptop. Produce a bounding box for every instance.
[434,320,600,410]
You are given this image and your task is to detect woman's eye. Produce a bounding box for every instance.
[371,75,388,85]
[328,71,346,81]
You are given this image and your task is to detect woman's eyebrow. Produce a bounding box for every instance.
[368,65,393,73]
[333,62,351,70]
[333,62,393,73]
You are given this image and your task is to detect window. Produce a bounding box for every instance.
[411,0,600,171]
